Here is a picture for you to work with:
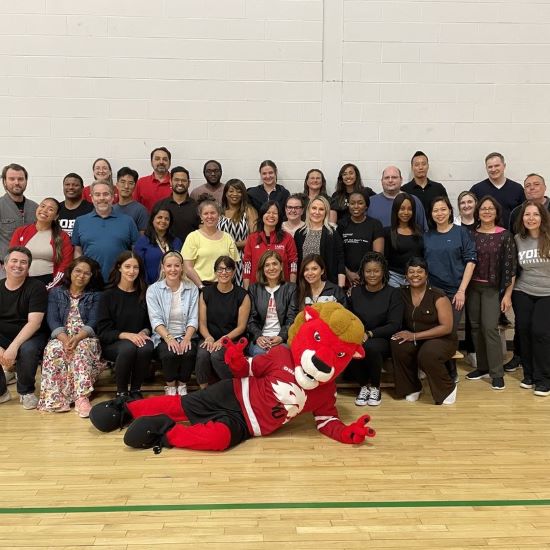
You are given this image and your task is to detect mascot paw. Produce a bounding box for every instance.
[341,414,376,444]
[222,337,249,377]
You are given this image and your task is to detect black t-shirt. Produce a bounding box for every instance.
[383,227,424,275]
[337,217,384,272]
[58,200,94,237]
[0,278,48,340]
[202,284,248,341]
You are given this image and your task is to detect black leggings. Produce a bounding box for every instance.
[345,337,389,388]
[156,340,197,383]
[102,339,154,393]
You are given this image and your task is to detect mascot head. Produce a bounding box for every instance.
[287,303,365,390]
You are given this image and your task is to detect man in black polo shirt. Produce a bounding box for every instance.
[0,247,48,408]
[153,166,200,244]
[401,150,448,213]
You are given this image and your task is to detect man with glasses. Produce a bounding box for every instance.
[190,160,224,205]
[72,181,139,281]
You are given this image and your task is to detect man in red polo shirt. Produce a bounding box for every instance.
[133,147,172,211]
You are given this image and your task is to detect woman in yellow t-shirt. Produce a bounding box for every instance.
[182,198,240,288]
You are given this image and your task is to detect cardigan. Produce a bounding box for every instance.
[10,223,74,288]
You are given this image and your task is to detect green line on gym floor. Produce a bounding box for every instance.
[1,499,550,515]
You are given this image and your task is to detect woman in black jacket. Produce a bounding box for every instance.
[294,195,345,287]
[247,250,298,357]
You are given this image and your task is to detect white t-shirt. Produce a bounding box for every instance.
[262,285,281,338]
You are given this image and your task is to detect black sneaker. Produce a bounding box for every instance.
[520,378,534,389]
[491,377,506,390]
[534,386,550,397]
[466,369,490,380]
[504,355,522,373]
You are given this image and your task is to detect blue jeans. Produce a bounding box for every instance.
[0,331,47,395]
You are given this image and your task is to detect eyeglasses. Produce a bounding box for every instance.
[215,267,234,273]
[286,206,303,211]
[73,268,92,277]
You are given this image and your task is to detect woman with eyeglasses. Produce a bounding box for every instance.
[465,196,516,390]
[282,194,306,237]
[37,257,105,417]
[196,256,251,388]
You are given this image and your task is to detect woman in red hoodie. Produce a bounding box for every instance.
[10,197,73,289]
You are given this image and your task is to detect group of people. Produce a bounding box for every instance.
[1,147,550,419]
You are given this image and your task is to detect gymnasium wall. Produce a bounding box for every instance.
[1,0,549,203]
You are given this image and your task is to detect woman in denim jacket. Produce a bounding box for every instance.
[146,251,199,396]
[37,256,105,417]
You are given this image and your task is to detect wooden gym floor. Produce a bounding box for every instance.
[1,356,550,549]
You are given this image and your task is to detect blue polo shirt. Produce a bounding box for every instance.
[72,210,139,281]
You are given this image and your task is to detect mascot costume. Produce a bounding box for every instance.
[89,303,376,453]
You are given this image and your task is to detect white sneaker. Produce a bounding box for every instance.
[20,393,38,410]
[0,390,11,404]
[355,386,370,406]
[405,390,422,402]
[367,386,381,406]
[164,386,177,396]
[466,353,477,369]
[177,383,187,396]
[442,384,457,405]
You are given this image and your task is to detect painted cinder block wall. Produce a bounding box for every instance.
[2,0,549,205]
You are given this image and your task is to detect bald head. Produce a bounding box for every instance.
[381,166,403,197]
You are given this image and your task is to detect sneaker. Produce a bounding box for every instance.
[75,396,92,418]
[367,386,381,406]
[442,384,457,405]
[520,378,534,389]
[491,377,506,390]
[504,355,521,373]
[355,386,370,406]
[466,369,490,380]
[466,353,477,369]
[164,385,177,396]
[405,390,422,402]
[177,383,187,396]
[534,386,550,397]
[116,391,129,398]
[0,390,11,404]
[129,390,144,400]
[20,393,38,410]
[3,369,16,385]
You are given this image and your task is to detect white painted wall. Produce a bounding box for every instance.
[1,0,549,205]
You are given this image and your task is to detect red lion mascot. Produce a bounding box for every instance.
[89,303,376,453]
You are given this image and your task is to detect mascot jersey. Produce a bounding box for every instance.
[233,345,343,439]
